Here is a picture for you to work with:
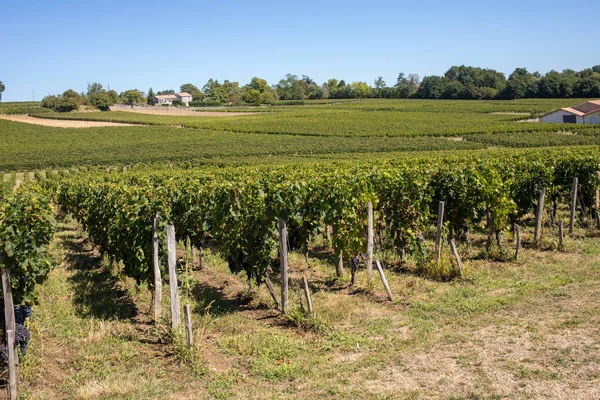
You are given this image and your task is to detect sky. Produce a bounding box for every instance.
[1,0,598,101]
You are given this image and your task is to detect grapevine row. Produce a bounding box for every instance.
[0,184,56,375]
[42,147,600,287]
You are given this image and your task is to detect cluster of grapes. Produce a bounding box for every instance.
[0,304,33,364]
[14,305,32,355]
[15,323,30,355]
[0,345,7,367]
[14,305,33,325]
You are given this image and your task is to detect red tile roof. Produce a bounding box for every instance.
[155,94,178,100]
[570,100,600,115]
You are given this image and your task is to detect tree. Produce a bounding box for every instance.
[374,76,386,90]
[86,82,105,97]
[275,74,307,100]
[0,80,5,102]
[62,89,84,106]
[180,83,202,100]
[538,70,563,98]
[242,89,261,104]
[147,88,156,105]
[107,90,119,104]
[41,95,78,112]
[56,97,79,112]
[88,92,114,111]
[41,95,59,110]
[407,74,421,93]
[350,81,371,98]
[222,80,241,102]
[395,73,419,98]
[576,73,600,97]
[503,68,538,99]
[157,89,175,95]
[202,79,232,103]
[121,89,144,105]
[247,77,270,94]
[241,77,272,104]
[323,78,340,99]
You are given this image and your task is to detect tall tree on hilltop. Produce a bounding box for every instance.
[147,88,156,105]
[180,83,202,100]
[0,80,5,102]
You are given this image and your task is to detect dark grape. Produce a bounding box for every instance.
[0,345,7,367]
[14,306,25,325]
[13,305,33,325]
[15,323,30,356]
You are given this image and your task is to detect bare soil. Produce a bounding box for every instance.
[0,115,140,128]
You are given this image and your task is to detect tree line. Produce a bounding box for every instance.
[418,65,600,100]
[34,64,600,111]
[160,65,600,105]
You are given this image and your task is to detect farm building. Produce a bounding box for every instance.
[540,100,600,124]
[154,92,193,106]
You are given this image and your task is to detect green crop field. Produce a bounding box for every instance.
[32,98,600,138]
[3,98,600,399]
[1,98,600,171]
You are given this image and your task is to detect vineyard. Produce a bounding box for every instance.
[31,99,600,138]
[40,147,600,284]
[1,98,600,398]
[0,102,50,116]
[2,98,600,171]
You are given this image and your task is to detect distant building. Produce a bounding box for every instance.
[154,92,193,106]
[540,100,600,124]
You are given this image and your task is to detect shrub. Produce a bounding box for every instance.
[41,95,59,110]
[189,101,222,107]
[88,92,114,111]
[55,97,79,112]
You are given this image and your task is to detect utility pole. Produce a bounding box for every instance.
[32,90,35,101]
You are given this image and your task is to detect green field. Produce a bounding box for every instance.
[1,98,600,171]
[32,98,600,137]
[3,98,600,399]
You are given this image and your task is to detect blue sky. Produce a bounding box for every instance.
[1,0,597,101]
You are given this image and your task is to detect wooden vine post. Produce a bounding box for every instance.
[534,188,546,245]
[436,201,444,264]
[152,214,162,322]
[184,304,193,348]
[514,224,521,261]
[366,201,374,286]
[375,260,393,301]
[595,171,600,210]
[449,240,464,278]
[332,225,344,277]
[558,220,564,248]
[278,219,289,314]
[167,224,181,330]
[569,177,578,233]
[264,271,279,309]
[2,267,19,400]
[301,276,313,315]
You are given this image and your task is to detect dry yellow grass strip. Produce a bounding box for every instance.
[0,114,140,128]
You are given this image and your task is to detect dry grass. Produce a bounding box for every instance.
[16,218,600,399]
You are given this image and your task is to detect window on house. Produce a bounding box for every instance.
[563,115,576,124]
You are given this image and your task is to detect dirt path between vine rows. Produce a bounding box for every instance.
[0,114,141,128]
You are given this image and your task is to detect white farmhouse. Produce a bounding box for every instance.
[540,100,600,124]
[154,92,193,106]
